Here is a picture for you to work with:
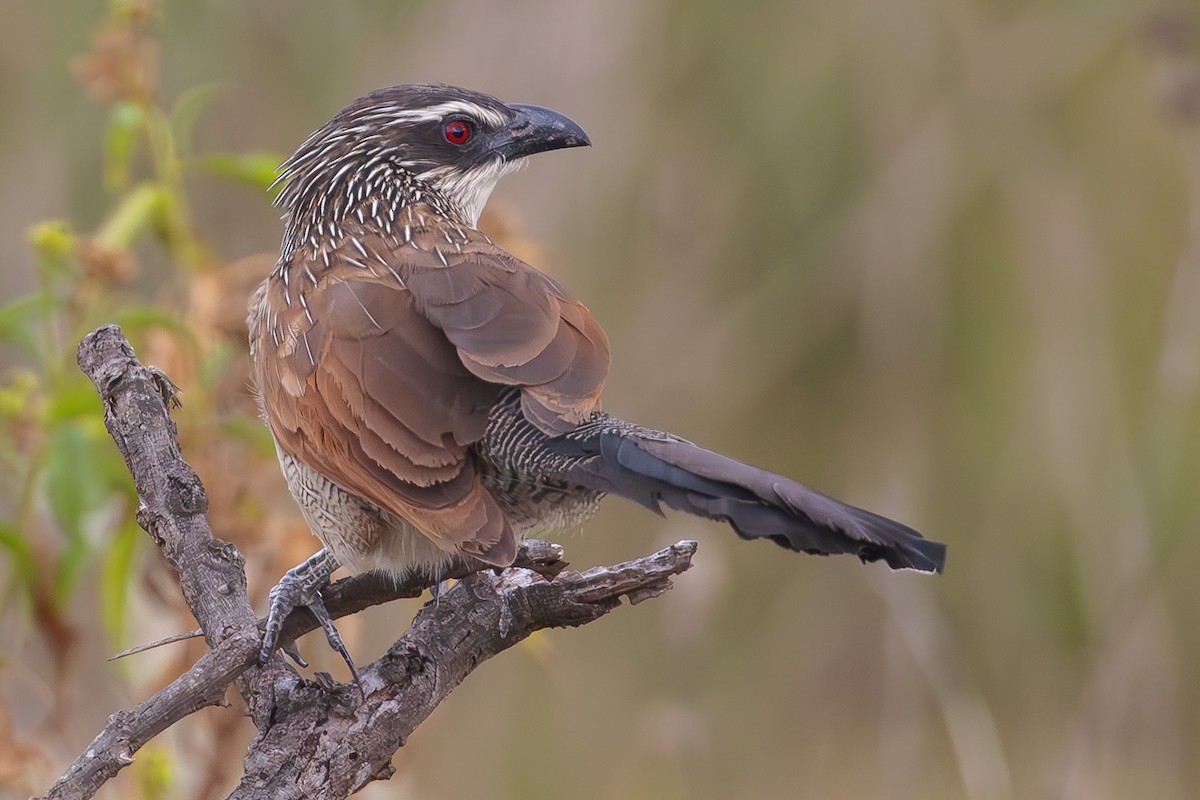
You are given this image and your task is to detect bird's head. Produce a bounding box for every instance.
[275,83,590,229]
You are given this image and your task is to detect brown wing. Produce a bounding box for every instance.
[404,224,610,434]
[252,205,610,564]
[255,268,514,564]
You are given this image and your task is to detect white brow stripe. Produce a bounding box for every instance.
[390,101,508,128]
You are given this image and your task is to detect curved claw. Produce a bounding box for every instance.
[281,641,308,668]
[259,549,361,690]
[304,589,362,689]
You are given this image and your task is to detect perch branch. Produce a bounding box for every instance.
[39,325,696,800]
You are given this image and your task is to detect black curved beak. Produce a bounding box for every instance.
[492,103,591,161]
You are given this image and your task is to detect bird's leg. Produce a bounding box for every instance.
[259,549,361,686]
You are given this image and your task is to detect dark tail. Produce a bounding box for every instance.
[564,425,946,573]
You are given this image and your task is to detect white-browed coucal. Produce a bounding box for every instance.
[248,84,946,675]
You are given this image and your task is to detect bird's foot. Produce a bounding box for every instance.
[259,549,362,689]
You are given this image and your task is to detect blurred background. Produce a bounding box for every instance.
[2,0,1198,797]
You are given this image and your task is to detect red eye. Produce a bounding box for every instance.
[443,120,472,145]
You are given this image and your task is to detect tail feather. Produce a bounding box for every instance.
[566,429,946,573]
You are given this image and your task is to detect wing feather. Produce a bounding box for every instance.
[252,206,611,566]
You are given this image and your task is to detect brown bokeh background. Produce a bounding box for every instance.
[4,1,1200,798]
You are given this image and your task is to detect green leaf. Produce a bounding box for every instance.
[101,522,141,645]
[44,422,100,538]
[105,101,146,191]
[190,152,283,194]
[169,83,226,159]
[0,521,36,601]
[44,421,118,602]
[53,527,91,607]
[94,182,165,251]
[44,379,104,424]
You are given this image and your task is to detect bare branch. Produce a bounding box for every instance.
[38,325,695,800]
[40,628,258,800]
[233,542,696,798]
[74,325,260,645]
[110,629,205,661]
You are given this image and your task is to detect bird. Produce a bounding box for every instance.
[248,83,946,675]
